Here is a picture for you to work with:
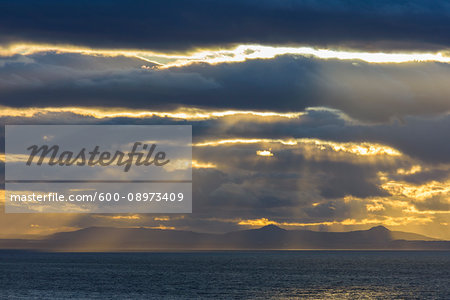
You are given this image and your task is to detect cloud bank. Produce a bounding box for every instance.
[1,0,450,51]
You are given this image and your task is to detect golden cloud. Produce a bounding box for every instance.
[238,216,434,228]
[0,105,303,120]
[256,150,274,157]
[381,180,450,201]
[194,138,402,157]
[192,160,217,169]
[2,43,450,68]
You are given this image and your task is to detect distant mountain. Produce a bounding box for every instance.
[0,225,448,251]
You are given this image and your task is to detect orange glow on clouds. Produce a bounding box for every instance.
[256,150,274,157]
[0,106,303,120]
[147,225,176,230]
[238,216,434,228]
[192,160,217,168]
[381,180,450,201]
[110,215,141,220]
[194,138,402,157]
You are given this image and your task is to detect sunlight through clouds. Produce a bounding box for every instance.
[194,138,402,156]
[0,106,304,120]
[2,43,450,68]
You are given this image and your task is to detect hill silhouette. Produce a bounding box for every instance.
[0,225,447,251]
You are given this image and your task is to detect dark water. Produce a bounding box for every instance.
[0,251,448,299]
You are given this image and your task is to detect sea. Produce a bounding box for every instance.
[0,251,448,299]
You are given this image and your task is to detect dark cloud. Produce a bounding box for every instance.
[1,54,450,122]
[316,162,389,199]
[399,170,450,184]
[194,109,450,164]
[189,146,395,220]
[1,0,450,51]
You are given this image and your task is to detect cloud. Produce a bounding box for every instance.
[1,54,450,123]
[0,56,448,238]
[1,103,449,165]
[1,1,450,51]
[4,44,450,67]
[194,138,402,157]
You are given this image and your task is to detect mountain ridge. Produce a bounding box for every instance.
[0,226,447,251]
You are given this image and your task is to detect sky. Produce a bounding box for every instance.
[0,0,449,240]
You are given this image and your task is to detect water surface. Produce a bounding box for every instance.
[0,251,448,299]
